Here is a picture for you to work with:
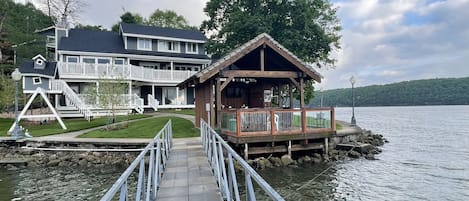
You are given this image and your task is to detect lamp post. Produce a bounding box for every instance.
[11,68,23,140]
[349,75,357,126]
[320,87,324,108]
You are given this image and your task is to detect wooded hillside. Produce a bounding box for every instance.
[0,0,53,71]
[310,77,469,107]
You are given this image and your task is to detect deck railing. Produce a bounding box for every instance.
[201,119,285,201]
[220,107,335,137]
[100,120,172,201]
[57,62,197,83]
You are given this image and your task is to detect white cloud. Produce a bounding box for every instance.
[320,0,469,89]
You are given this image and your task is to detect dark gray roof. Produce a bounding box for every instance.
[19,61,57,77]
[120,23,206,41]
[58,29,210,60]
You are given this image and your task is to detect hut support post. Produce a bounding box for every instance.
[244,143,249,160]
[325,138,329,155]
[287,140,292,157]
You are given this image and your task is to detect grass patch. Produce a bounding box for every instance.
[0,114,150,137]
[158,109,195,116]
[336,123,342,130]
[79,116,198,138]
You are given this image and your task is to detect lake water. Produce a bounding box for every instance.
[257,105,469,200]
[1,106,469,200]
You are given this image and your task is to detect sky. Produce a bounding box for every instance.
[17,0,469,89]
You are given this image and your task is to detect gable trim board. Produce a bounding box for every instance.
[195,33,322,84]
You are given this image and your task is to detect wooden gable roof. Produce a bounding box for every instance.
[188,33,322,85]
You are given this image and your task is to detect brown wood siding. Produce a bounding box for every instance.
[195,82,212,127]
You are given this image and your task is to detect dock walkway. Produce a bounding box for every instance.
[156,137,222,201]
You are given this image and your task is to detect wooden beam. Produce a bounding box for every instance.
[222,70,298,78]
[260,46,265,71]
[300,78,305,108]
[220,76,234,91]
[289,83,293,108]
[199,38,268,83]
[216,78,222,127]
[289,78,300,88]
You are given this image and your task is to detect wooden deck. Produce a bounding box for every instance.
[220,107,336,144]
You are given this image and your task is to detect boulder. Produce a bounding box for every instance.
[78,159,88,166]
[303,155,312,163]
[280,155,294,166]
[348,151,361,158]
[47,159,60,167]
[269,157,282,167]
[365,154,376,160]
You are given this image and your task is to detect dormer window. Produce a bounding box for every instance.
[158,40,180,52]
[33,77,42,85]
[32,54,47,69]
[138,38,152,51]
[186,42,198,54]
[35,59,44,66]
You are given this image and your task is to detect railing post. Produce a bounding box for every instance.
[236,110,241,137]
[302,109,307,133]
[146,141,155,201]
[136,159,145,201]
[119,181,127,201]
[245,174,256,201]
[331,107,336,131]
[270,109,275,135]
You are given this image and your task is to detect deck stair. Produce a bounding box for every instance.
[51,80,92,120]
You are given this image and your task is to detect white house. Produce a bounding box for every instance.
[20,22,211,119]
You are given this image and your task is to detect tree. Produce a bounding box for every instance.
[202,0,341,103]
[86,76,128,130]
[75,24,106,31]
[202,0,340,65]
[111,12,144,32]
[37,0,87,24]
[145,9,194,29]
[0,72,15,112]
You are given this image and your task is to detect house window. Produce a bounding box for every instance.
[158,40,179,52]
[138,38,152,50]
[82,57,96,64]
[114,58,125,65]
[97,58,110,64]
[66,56,78,63]
[33,77,42,85]
[186,43,198,54]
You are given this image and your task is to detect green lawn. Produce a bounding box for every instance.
[0,114,150,137]
[79,116,199,138]
[158,109,195,116]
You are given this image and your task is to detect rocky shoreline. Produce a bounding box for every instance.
[1,130,388,171]
[245,129,389,170]
[0,147,138,170]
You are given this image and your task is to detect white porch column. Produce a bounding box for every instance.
[162,88,166,105]
[176,87,179,105]
[96,81,99,105]
[170,61,174,80]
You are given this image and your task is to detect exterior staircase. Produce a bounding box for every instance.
[51,80,145,118]
[51,80,93,120]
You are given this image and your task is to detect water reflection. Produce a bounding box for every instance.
[254,163,340,201]
[0,166,124,200]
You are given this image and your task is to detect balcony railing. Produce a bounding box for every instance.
[46,36,55,48]
[220,107,336,137]
[57,62,197,83]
